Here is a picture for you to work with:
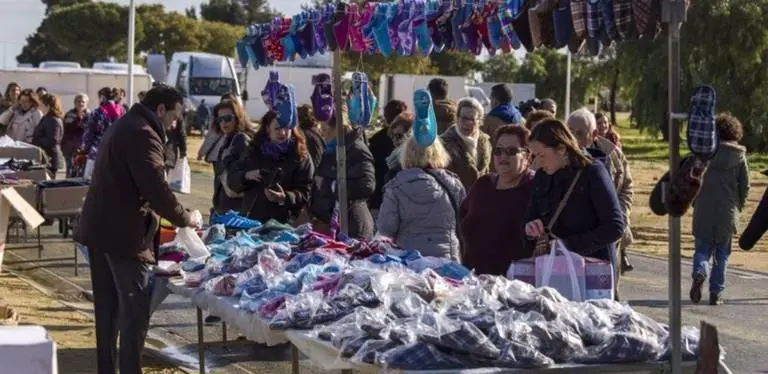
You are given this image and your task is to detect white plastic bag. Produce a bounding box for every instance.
[535,240,586,301]
[83,159,96,180]
[176,227,209,258]
[168,157,191,194]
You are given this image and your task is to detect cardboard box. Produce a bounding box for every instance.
[0,187,45,271]
[0,326,58,374]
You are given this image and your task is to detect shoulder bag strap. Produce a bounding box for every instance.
[547,169,583,231]
[423,168,464,258]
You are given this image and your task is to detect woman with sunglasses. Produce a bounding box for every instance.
[210,100,252,214]
[459,125,536,275]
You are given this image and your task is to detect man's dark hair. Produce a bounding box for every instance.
[427,78,448,100]
[141,85,183,111]
[383,100,407,125]
[491,84,513,105]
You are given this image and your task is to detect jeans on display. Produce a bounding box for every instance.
[692,238,731,295]
[88,247,152,374]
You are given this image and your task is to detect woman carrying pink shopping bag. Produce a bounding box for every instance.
[522,119,625,300]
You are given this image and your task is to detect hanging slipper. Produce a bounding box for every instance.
[324,3,338,52]
[687,84,719,160]
[536,6,558,48]
[298,12,317,57]
[613,0,635,39]
[359,2,379,54]
[311,9,327,54]
[436,5,456,51]
[388,1,407,56]
[527,6,543,49]
[451,1,469,51]
[236,39,251,69]
[511,0,536,52]
[290,15,305,59]
[348,3,365,52]
[348,72,373,127]
[485,1,504,53]
[333,2,350,51]
[275,83,298,129]
[598,0,620,41]
[500,6,523,50]
[311,73,334,123]
[553,0,574,49]
[279,18,296,62]
[367,3,392,57]
[398,0,417,56]
[412,89,438,148]
[261,71,281,111]
[477,2,496,55]
[262,18,285,62]
[251,25,272,66]
[668,155,710,217]
[633,0,661,40]
[413,1,434,56]
[427,1,447,52]
[461,4,483,55]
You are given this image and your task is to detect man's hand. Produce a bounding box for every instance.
[525,219,546,238]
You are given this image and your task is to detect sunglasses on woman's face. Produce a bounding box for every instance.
[493,146,525,156]
[216,114,235,124]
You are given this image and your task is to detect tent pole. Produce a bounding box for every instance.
[565,51,572,119]
[332,49,349,234]
[127,0,136,106]
[666,0,684,373]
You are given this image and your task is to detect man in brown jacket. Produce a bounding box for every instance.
[428,78,457,134]
[74,85,196,374]
[567,108,635,299]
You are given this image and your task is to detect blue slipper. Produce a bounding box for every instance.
[275,83,297,129]
[412,89,437,148]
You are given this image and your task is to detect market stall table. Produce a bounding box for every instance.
[166,277,302,374]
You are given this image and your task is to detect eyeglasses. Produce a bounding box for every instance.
[459,115,476,121]
[492,146,525,156]
[216,114,235,124]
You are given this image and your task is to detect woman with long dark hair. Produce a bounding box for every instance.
[62,94,89,177]
[33,94,65,177]
[524,119,625,264]
[209,100,253,214]
[227,110,313,223]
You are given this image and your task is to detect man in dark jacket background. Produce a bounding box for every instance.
[482,84,523,142]
[74,85,197,374]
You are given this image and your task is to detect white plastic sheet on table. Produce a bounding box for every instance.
[166,278,288,346]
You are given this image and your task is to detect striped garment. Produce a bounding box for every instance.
[586,0,602,39]
[613,0,634,39]
[571,0,589,38]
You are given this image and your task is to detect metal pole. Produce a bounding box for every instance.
[565,51,572,119]
[127,0,136,107]
[332,49,349,234]
[666,0,683,373]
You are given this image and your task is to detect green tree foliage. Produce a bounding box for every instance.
[41,0,90,15]
[137,5,202,59]
[482,54,521,83]
[429,50,483,77]
[341,52,436,94]
[20,2,143,66]
[200,0,280,26]
[198,21,247,57]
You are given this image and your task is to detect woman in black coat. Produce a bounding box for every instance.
[524,119,625,263]
[310,113,376,240]
[164,116,188,172]
[210,100,252,214]
[227,111,313,223]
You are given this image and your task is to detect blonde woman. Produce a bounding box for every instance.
[376,137,466,261]
[33,94,65,177]
[5,89,43,143]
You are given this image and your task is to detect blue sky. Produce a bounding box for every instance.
[0,0,305,67]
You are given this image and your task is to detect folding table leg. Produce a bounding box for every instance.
[291,344,300,374]
[197,307,205,374]
[37,225,42,258]
[73,244,79,276]
[221,322,228,347]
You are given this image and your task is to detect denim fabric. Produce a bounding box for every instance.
[692,237,731,294]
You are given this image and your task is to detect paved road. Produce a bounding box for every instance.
[4,170,766,373]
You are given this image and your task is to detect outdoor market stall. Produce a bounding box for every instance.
[166,0,728,372]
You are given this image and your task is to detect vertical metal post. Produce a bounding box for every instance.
[565,51,572,119]
[196,307,205,374]
[665,1,684,373]
[332,49,349,234]
[127,0,136,107]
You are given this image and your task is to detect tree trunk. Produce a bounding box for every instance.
[609,61,620,125]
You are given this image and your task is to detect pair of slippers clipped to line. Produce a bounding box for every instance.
[649,84,718,218]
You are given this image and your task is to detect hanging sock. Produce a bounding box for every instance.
[348,72,373,127]
[485,1,503,53]
[435,5,455,51]
[451,2,469,51]
[311,73,334,123]
[368,3,392,57]
[261,71,281,111]
[477,2,496,55]
[598,0,620,41]
[552,0,574,49]
[359,2,379,54]
[686,85,719,161]
[297,13,317,57]
[389,1,410,56]
[613,0,635,40]
[236,39,251,68]
[280,18,296,62]
[586,0,602,39]
[348,3,366,52]
[460,4,483,55]
[412,89,438,148]
[292,14,307,59]
[275,83,298,129]
[311,9,327,54]
[426,1,447,52]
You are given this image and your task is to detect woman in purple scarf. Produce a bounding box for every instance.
[226,110,314,223]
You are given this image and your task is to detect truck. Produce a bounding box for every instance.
[148,52,241,134]
[474,82,536,107]
[0,67,153,111]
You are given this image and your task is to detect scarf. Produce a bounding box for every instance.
[454,125,479,161]
[386,144,404,169]
[260,138,294,161]
[488,103,523,124]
